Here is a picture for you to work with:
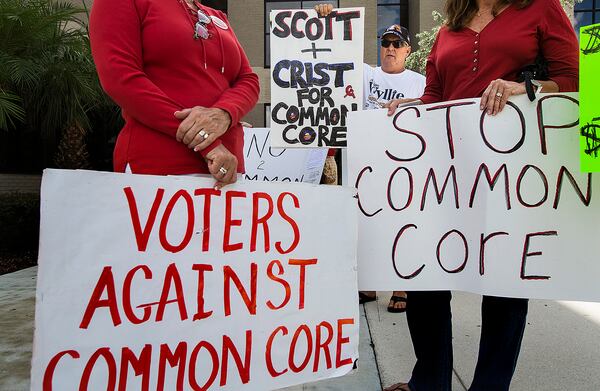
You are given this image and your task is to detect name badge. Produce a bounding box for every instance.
[210,15,228,30]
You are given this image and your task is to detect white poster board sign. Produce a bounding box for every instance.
[31,170,359,390]
[348,93,600,302]
[243,128,327,184]
[269,7,364,148]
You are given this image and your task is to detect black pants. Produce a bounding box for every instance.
[406,291,528,391]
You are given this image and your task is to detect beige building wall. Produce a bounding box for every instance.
[408,0,444,48]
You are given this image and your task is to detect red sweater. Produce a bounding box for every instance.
[90,0,259,175]
[421,0,578,104]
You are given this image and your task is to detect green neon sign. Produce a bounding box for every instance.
[580,23,600,172]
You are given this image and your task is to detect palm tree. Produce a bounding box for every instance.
[0,0,109,168]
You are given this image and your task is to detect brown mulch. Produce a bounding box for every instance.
[0,250,37,275]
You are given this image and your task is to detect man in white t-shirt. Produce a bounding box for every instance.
[315,4,425,313]
[360,24,425,313]
[363,24,425,110]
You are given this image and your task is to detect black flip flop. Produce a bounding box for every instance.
[387,295,407,313]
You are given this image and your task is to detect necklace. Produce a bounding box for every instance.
[183,0,195,10]
[178,0,212,40]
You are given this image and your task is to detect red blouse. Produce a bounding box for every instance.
[90,0,259,175]
[420,0,579,104]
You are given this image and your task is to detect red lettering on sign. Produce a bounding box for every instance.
[194,188,221,252]
[80,266,122,329]
[220,330,252,386]
[223,264,258,316]
[189,341,219,391]
[79,347,117,391]
[223,191,247,252]
[43,350,80,390]
[335,318,354,368]
[123,265,152,324]
[124,187,165,252]
[118,345,152,391]
[265,326,288,377]
[288,258,318,310]
[288,325,312,373]
[266,260,292,310]
[157,342,187,391]
[155,263,188,322]
[192,264,214,321]
[313,321,334,372]
[250,192,274,252]
[275,192,301,254]
[159,190,195,253]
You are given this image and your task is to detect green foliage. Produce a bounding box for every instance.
[406,10,444,75]
[406,1,582,75]
[560,0,577,8]
[0,0,120,170]
[0,90,24,129]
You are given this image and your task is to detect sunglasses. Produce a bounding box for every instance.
[381,39,405,48]
[194,10,212,40]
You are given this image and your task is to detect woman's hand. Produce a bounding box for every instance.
[204,144,238,190]
[385,98,422,116]
[175,106,231,151]
[314,3,333,16]
[480,79,526,116]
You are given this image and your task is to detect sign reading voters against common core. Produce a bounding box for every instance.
[31,170,359,390]
[269,7,364,148]
[348,93,600,302]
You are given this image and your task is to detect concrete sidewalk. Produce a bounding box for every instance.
[2,267,600,390]
[366,293,600,391]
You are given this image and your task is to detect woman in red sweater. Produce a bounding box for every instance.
[89,0,259,188]
[384,0,578,390]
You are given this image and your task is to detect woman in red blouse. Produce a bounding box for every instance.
[90,0,259,188]
[384,0,578,390]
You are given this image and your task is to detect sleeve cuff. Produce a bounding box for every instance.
[419,94,438,105]
[212,103,238,128]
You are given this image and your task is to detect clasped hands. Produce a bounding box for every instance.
[175,106,237,189]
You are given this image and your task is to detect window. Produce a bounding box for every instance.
[264,0,339,67]
[575,0,600,31]
[377,0,409,64]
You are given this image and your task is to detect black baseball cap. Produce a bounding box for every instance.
[382,24,411,45]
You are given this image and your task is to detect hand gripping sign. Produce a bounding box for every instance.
[348,94,600,302]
